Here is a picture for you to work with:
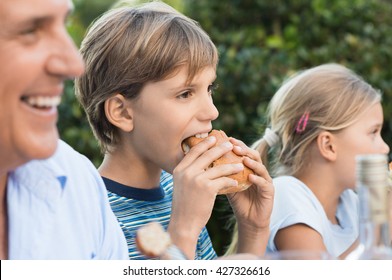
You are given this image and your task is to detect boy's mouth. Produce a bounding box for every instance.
[181,133,209,154]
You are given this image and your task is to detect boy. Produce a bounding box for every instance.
[76,1,273,259]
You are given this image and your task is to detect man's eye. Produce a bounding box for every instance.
[18,24,42,44]
[19,20,45,41]
[21,27,37,36]
[18,28,40,44]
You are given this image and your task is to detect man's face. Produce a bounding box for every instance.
[0,0,84,172]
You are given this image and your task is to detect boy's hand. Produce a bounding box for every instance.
[168,135,244,258]
[226,137,274,256]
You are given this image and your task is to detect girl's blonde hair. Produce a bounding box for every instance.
[75,1,218,153]
[226,63,381,255]
[257,63,381,177]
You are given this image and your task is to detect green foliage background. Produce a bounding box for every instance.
[60,0,392,255]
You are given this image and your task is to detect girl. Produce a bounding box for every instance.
[229,63,389,259]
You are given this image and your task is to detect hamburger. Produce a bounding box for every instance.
[182,129,254,194]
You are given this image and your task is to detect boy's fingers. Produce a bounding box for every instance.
[243,157,272,183]
[181,137,234,171]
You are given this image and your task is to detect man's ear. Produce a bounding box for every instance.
[104,93,133,132]
[316,131,337,161]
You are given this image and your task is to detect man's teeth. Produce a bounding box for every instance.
[23,96,61,108]
[195,133,209,139]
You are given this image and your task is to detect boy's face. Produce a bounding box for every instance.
[0,0,84,172]
[332,102,389,189]
[129,65,219,173]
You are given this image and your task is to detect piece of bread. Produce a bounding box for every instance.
[136,222,188,260]
[135,222,172,258]
[182,129,254,194]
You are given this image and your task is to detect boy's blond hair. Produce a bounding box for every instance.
[75,1,218,152]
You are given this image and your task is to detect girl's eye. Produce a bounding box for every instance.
[370,128,381,138]
[208,83,219,94]
[372,127,380,134]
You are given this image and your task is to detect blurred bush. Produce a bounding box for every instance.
[60,0,392,255]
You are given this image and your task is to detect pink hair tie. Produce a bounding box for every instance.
[295,112,309,134]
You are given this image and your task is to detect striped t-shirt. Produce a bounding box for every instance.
[103,171,217,260]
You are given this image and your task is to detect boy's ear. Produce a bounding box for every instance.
[316,131,337,161]
[104,93,133,132]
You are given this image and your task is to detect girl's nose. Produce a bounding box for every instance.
[381,139,390,155]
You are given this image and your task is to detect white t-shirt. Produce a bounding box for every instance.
[267,176,358,258]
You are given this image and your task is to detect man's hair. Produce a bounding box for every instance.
[75,1,218,152]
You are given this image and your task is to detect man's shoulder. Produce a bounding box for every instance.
[14,140,97,183]
[10,141,102,206]
[55,140,87,159]
[50,140,95,169]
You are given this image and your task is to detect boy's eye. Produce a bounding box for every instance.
[178,91,192,99]
[208,83,219,94]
